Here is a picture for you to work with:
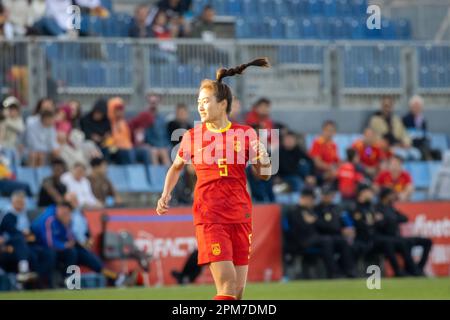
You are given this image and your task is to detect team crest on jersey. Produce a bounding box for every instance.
[211,243,221,256]
[234,140,242,152]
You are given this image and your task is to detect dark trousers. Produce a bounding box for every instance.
[107,148,151,166]
[406,237,432,271]
[328,235,356,277]
[0,235,30,271]
[301,235,338,278]
[56,244,103,274]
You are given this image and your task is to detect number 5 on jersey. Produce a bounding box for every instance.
[218,158,228,176]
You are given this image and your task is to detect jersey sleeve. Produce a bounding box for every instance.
[309,139,321,158]
[374,171,385,186]
[177,130,193,162]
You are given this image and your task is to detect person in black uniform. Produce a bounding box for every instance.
[376,188,431,276]
[315,185,356,277]
[352,185,409,277]
[285,188,339,278]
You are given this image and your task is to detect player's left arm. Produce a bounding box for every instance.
[250,139,272,181]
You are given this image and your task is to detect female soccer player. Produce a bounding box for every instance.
[156,58,272,300]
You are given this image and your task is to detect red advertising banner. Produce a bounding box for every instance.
[85,204,282,286]
[395,201,450,277]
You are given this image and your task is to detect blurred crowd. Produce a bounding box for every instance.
[0,0,220,41]
[0,91,437,288]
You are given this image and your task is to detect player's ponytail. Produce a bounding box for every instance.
[216,57,270,83]
[201,58,270,115]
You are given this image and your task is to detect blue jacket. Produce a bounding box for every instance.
[31,205,73,250]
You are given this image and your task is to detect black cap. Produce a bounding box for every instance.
[357,184,372,195]
[379,187,395,200]
[321,184,336,195]
[301,188,315,198]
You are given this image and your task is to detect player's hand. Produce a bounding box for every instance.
[156,193,171,215]
[251,140,270,165]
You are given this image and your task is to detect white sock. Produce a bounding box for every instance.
[18,260,29,273]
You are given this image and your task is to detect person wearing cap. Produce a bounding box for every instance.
[314,185,356,277]
[284,188,340,278]
[375,188,431,276]
[351,185,409,277]
[0,96,25,149]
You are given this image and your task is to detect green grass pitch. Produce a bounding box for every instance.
[0,277,449,300]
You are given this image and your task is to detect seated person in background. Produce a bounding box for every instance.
[37,158,67,208]
[157,0,191,18]
[61,162,102,209]
[106,97,151,166]
[24,110,60,167]
[314,185,356,277]
[337,149,365,203]
[285,188,340,278]
[351,127,384,178]
[277,131,312,193]
[374,155,414,201]
[88,157,123,207]
[309,120,340,185]
[190,4,216,40]
[245,98,274,144]
[402,95,440,160]
[0,96,25,150]
[31,201,127,287]
[0,153,32,197]
[167,103,192,147]
[129,4,153,38]
[0,191,54,287]
[351,185,409,277]
[375,188,431,276]
[80,98,111,149]
[58,129,102,170]
[369,96,420,160]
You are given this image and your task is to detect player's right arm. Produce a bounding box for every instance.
[156,156,186,215]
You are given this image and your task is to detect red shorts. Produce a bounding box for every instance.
[195,223,252,266]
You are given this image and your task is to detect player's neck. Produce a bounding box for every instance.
[206,118,231,133]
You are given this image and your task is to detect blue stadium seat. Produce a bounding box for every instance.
[148,165,169,193]
[405,161,430,189]
[101,0,113,12]
[26,197,37,211]
[225,0,242,15]
[429,133,448,153]
[334,134,352,159]
[107,165,129,192]
[411,191,428,202]
[35,166,52,191]
[0,197,10,210]
[125,165,152,192]
[15,167,38,195]
[83,62,107,87]
[428,161,441,179]
[323,0,337,17]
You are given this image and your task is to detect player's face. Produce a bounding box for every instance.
[197,88,225,123]
[12,196,25,212]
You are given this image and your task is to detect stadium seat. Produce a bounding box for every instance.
[125,165,152,192]
[428,161,441,179]
[411,191,428,202]
[15,167,38,195]
[405,161,430,189]
[107,165,129,193]
[35,166,52,191]
[148,165,169,193]
[0,197,10,210]
[429,133,448,153]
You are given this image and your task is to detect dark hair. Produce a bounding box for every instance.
[40,110,54,120]
[322,120,336,129]
[346,148,357,162]
[34,98,53,115]
[301,188,315,198]
[90,157,106,168]
[59,201,74,211]
[51,158,66,168]
[357,184,372,195]
[176,103,188,110]
[200,58,270,114]
[379,187,394,201]
[253,97,271,108]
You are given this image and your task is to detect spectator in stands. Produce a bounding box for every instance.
[375,188,432,276]
[351,185,409,277]
[144,95,171,165]
[24,110,60,167]
[61,162,102,209]
[314,185,356,277]
[0,191,55,287]
[277,131,312,193]
[80,98,111,149]
[0,2,13,39]
[0,153,32,196]
[57,130,89,170]
[402,95,439,160]
[167,103,192,147]
[374,155,414,201]
[337,149,365,203]
[55,106,72,136]
[129,4,153,38]
[149,10,178,62]
[190,5,216,40]
[106,97,151,166]
[284,188,339,278]
[157,0,191,19]
[2,0,45,37]
[67,99,82,130]
[26,97,55,127]
[351,127,384,178]
[37,158,67,208]
[0,96,25,149]
[309,120,340,185]
[88,157,123,207]
[31,201,127,287]
[245,98,275,148]
[369,97,420,160]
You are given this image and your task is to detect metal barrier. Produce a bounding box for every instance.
[0,38,450,110]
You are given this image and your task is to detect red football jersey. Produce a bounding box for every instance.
[374,170,413,193]
[309,136,340,165]
[352,139,383,168]
[177,122,258,225]
[337,162,364,198]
